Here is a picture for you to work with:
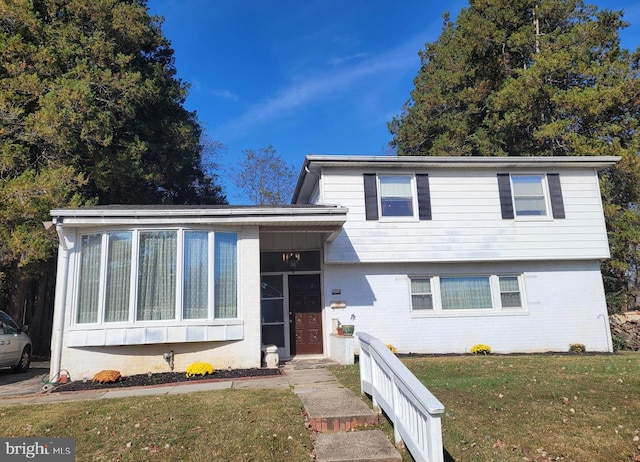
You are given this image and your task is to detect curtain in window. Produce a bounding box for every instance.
[183,232,209,319]
[214,233,237,318]
[137,231,177,321]
[499,276,522,308]
[441,277,492,310]
[104,232,132,322]
[77,235,102,323]
[411,278,433,310]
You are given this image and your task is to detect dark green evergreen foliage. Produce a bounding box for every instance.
[390,0,639,159]
[1,0,225,207]
[0,0,225,345]
[390,0,640,312]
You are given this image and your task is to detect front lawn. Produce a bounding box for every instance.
[0,389,313,461]
[331,352,640,462]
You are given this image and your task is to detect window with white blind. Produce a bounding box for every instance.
[379,175,414,217]
[410,275,525,313]
[363,173,432,221]
[497,173,565,219]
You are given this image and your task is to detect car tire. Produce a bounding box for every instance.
[12,346,31,373]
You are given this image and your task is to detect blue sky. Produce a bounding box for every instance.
[147,0,640,204]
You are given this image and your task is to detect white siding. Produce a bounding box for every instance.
[321,167,610,263]
[323,260,611,355]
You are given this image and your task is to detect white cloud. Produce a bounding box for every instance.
[210,89,239,101]
[326,52,368,67]
[212,31,428,141]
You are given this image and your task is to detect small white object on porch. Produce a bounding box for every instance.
[262,344,279,368]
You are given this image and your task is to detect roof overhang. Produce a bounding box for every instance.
[50,205,348,242]
[292,155,621,203]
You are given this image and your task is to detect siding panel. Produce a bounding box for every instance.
[321,167,608,263]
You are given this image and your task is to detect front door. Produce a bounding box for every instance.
[289,274,323,355]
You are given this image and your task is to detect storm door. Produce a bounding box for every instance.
[260,275,288,358]
[288,274,323,355]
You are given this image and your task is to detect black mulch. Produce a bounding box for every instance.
[51,368,282,393]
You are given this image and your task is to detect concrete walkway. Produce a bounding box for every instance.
[283,358,401,462]
[0,358,401,462]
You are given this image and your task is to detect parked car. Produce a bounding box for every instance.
[0,310,31,372]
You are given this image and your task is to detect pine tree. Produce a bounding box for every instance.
[0,0,226,351]
[389,0,640,312]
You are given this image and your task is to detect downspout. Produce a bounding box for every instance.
[49,221,70,384]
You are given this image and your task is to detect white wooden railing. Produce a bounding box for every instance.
[357,332,445,462]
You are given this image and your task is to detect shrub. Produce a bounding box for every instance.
[386,344,397,354]
[186,362,215,378]
[612,334,628,352]
[92,370,122,384]
[569,343,586,353]
[471,344,491,355]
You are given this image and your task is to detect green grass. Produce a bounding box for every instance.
[2,354,638,461]
[0,389,313,461]
[331,352,640,462]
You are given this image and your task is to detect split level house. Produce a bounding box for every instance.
[49,155,618,380]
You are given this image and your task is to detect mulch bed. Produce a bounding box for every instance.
[51,368,282,393]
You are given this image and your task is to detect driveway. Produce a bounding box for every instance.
[0,361,49,397]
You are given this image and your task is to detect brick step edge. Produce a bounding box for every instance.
[308,414,379,433]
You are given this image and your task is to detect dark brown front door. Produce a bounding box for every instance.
[289,274,323,355]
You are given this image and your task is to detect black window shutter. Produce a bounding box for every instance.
[363,174,378,220]
[547,173,565,219]
[497,173,514,219]
[416,174,432,220]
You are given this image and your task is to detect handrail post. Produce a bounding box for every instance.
[356,332,445,462]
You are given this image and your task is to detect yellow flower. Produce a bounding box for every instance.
[471,344,491,355]
[186,362,215,378]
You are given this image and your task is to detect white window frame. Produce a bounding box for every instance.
[377,174,418,220]
[409,274,526,315]
[73,227,239,327]
[510,174,552,219]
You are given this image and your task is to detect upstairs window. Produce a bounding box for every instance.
[512,175,546,216]
[379,175,414,217]
[363,173,431,221]
[497,173,565,219]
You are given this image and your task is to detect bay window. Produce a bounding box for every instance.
[75,229,238,325]
[77,234,102,324]
[104,232,132,322]
[183,231,209,320]
[137,231,177,321]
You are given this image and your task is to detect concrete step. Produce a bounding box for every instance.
[299,387,378,432]
[314,430,402,462]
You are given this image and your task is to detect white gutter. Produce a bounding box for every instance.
[50,206,348,219]
[49,223,70,384]
[301,155,621,170]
